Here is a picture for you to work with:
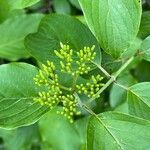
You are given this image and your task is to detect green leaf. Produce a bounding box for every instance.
[74,117,89,149]
[87,112,150,150]
[0,14,43,61]
[110,73,137,108]
[0,63,49,129]
[0,124,40,150]
[0,0,10,22]
[0,0,40,22]
[114,102,128,114]
[138,11,150,38]
[121,38,142,59]
[25,14,101,66]
[139,35,150,62]
[127,82,150,120]
[76,16,86,25]
[53,0,71,14]
[79,0,142,58]
[39,109,82,150]
[0,0,25,23]
[7,0,40,10]
[69,0,81,9]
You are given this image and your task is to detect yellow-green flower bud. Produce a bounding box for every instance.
[33,43,103,123]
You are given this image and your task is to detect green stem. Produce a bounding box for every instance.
[92,61,111,78]
[74,92,96,115]
[72,73,79,91]
[113,56,134,77]
[59,84,71,91]
[90,56,134,101]
[74,93,124,150]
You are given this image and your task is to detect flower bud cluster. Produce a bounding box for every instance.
[76,45,96,75]
[34,61,56,86]
[33,43,104,122]
[34,91,60,109]
[76,75,104,98]
[54,42,73,73]
[34,61,63,109]
[57,95,80,123]
[33,70,48,86]
[33,55,80,122]
[54,43,96,75]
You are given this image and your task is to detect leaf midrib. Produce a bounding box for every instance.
[93,115,124,150]
[128,89,150,108]
[0,97,35,113]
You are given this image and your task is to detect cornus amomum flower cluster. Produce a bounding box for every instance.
[33,43,104,122]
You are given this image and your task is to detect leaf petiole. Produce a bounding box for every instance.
[90,56,134,101]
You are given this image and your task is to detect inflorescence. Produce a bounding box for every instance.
[33,43,104,123]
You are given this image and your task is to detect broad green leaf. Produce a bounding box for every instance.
[127,82,150,120]
[7,0,40,10]
[114,102,128,114]
[79,0,142,58]
[0,0,25,23]
[27,0,43,10]
[138,11,150,38]
[110,73,137,108]
[25,14,101,66]
[0,63,49,129]
[53,0,71,14]
[0,0,10,22]
[87,112,150,150]
[39,109,82,150]
[76,16,86,25]
[69,0,81,9]
[0,14,43,61]
[6,9,25,19]
[0,0,40,22]
[121,38,142,59]
[139,35,150,62]
[74,117,89,149]
[0,124,40,150]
